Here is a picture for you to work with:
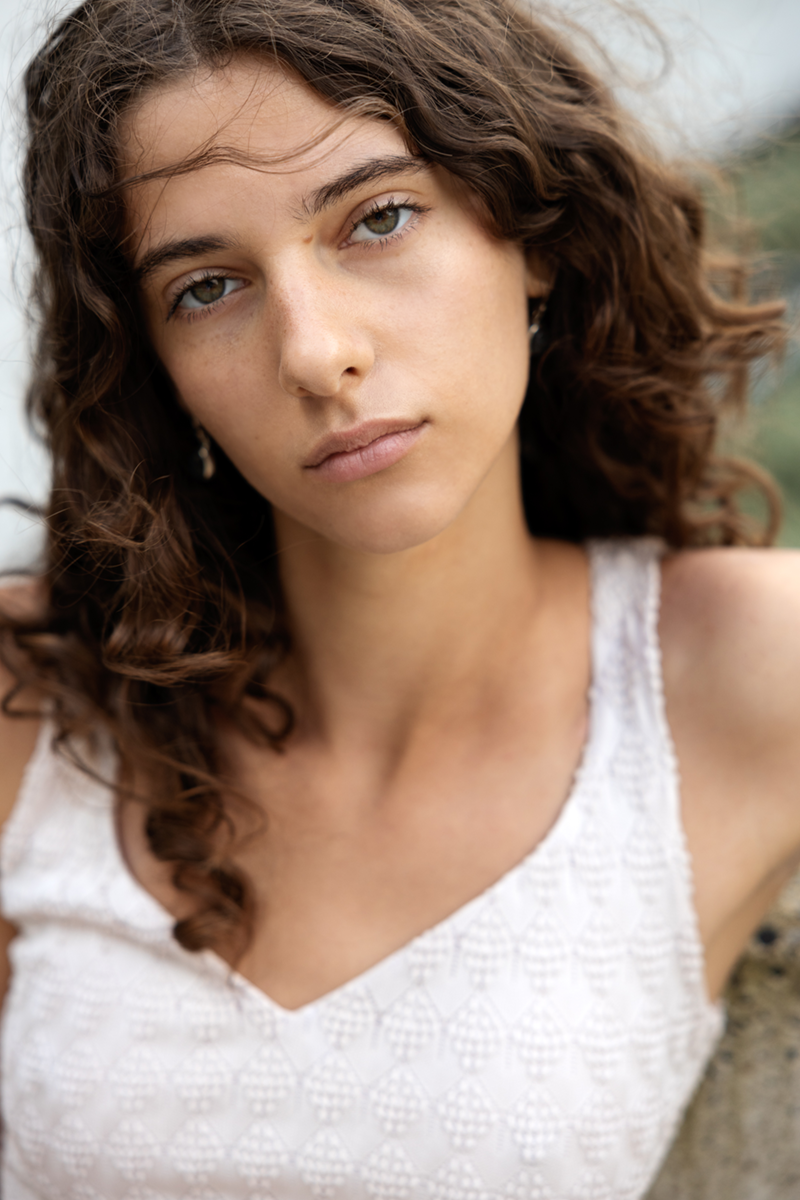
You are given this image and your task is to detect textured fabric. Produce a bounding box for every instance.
[0,539,724,1200]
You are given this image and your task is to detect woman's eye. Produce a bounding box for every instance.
[176,276,242,311]
[350,205,415,244]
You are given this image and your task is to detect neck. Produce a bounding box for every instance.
[271,436,547,753]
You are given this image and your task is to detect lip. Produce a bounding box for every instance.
[304,418,426,482]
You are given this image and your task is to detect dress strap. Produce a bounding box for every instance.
[587,537,678,818]
[0,717,172,942]
[588,537,664,697]
[587,539,717,1016]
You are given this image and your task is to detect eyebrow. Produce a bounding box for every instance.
[133,235,239,285]
[300,154,430,219]
[133,155,430,284]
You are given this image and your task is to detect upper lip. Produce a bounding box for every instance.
[304,418,424,468]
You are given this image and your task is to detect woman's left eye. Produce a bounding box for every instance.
[349,205,416,244]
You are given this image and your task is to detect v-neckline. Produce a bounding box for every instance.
[112,716,597,1021]
[225,731,596,1019]
[105,715,599,1023]
[88,551,601,1020]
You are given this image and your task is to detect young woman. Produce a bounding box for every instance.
[0,0,797,1196]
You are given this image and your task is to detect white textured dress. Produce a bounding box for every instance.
[0,540,724,1199]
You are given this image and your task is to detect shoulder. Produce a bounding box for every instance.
[0,578,47,827]
[656,547,800,989]
[660,546,800,879]
[0,579,47,1005]
[660,546,800,745]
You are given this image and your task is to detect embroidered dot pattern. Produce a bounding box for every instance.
[0,542,724,1199]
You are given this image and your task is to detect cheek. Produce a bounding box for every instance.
[172,353,314,519]
[163,332,279,439]
[184,376,297,475]
[411,242,531,424]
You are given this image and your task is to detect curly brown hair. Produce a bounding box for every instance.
[0,0,785,958]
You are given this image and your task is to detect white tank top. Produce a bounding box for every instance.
[0,540,723,1200]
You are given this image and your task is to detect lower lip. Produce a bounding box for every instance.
[309,424,426,483]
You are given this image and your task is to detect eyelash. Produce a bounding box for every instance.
[166,196,430,321]
[344,196,430,248]
[167,271,242,321]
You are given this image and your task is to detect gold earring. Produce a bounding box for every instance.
[528,297,550,357]
[191,418,216,481]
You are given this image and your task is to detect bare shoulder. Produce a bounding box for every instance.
[0,578,47,829]
[660,545,800,905]
[0,579,47,1004]
[660,546,800,747]
[659,547,800,991]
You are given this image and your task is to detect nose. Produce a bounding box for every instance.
[275,275,375,401]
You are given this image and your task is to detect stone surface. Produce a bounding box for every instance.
[647,870,800,1200]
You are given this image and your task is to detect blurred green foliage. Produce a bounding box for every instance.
[718,123,800,546]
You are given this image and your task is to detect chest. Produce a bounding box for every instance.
[127,694,589,1011]
[0,540,726,1199]
[2,744,720,1200]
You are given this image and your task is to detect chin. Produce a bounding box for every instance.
[293,488,466,557]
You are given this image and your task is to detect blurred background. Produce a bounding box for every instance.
[0,0,798,569]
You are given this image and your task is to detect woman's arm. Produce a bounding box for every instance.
[661,547,800,998]
[0,680,40,1008]
[0,584,46,1008]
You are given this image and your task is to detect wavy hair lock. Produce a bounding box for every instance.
[2,0,785,957]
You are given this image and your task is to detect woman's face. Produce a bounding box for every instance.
[125,57,543,554]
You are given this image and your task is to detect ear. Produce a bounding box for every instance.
[524,251,554,302]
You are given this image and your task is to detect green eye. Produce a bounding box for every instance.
[362,208,401,236]
[189,278,227,304]
[175,275,243,314]
[350,204,415,244]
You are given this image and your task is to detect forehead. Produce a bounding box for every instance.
[119,54,403,185]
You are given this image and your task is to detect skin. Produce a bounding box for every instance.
[2,57,800,1013]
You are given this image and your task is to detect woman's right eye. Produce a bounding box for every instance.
[173,275,244,314]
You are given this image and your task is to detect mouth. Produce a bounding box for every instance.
[304,418,427,483]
